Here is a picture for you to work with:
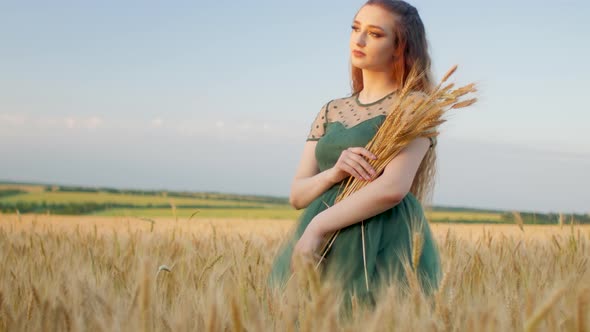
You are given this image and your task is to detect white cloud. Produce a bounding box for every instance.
[236,121,252,130]
[65,117,76,129]
[86,116,103,129]
[0,114,27,126]
[63,116,103,129]
[151,117,163,128]
[0,112,303,141]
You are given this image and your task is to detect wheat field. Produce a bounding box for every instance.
[0,213,588,331]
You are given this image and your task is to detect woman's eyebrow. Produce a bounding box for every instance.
[352,20,385,32]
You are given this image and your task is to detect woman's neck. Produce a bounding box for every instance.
[358,69,400,103]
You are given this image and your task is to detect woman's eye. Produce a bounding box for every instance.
[350,26,381,37]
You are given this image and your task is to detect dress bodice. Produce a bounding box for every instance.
[314,116,386,172]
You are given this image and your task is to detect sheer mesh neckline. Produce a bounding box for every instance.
[324,92,398,130]
[306,90,438,149]
[354,89,399,107]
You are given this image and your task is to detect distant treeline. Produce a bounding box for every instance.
[0,189,26,198]
[500,211,590,225]
[0,202,270,215]
[49,185,289,204]
[433,212,589,224]
[431,205,506,214]
[2,202,112,215]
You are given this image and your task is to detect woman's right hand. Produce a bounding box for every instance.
[329,147,378,183]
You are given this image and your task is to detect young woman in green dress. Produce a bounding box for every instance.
[268,0,442,310]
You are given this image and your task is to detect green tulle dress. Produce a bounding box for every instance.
[268,90,442,312]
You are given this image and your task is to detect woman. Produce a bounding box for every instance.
[268,0,442,310]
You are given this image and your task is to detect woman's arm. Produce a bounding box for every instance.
[289,141,338,210]
[305,135,431,235]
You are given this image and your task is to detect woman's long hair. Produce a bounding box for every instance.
[350,0,437,208]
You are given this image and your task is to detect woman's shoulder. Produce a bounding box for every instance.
[398,90,430,111]
[404,89,429,101]
[315,94,355,114]
[327,90,428,106]
[323,93,356,108]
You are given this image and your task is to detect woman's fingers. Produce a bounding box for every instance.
[349,153,377,179]
[334,147,379,182]
[341,160,365,180]
[345,149,376,180]
[291,250,320,266]
[291,253,324,273]
[348,147,378,160]
[344,159,372,181]
[346,158,369,180]
[313,252,324,263]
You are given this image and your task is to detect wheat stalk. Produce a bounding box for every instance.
[559,212,565,229]
[315,64,478,292]
[512,211,525,232]
[524,285,568,332]
[577,288,590,332]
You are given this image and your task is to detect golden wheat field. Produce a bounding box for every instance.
[0,213,589,331]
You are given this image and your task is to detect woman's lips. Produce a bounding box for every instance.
[352,50,366,57]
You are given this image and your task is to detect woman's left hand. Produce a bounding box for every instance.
[291,219,325,271]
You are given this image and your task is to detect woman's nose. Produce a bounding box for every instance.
[355,34,366,47]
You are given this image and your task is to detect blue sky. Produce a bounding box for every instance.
[0,1,588,214]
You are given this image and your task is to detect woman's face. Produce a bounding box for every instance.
[349,5,398,71]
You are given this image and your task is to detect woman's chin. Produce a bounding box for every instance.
[351,60,376,70]
[351,58,367,68]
